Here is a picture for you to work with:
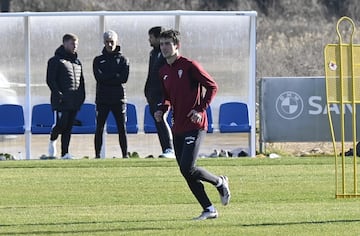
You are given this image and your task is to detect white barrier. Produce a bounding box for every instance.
[0,11,257,159]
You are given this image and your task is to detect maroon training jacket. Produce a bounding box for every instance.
[159,56,218,134]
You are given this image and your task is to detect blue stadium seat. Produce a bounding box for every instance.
[143,104,172,133]
[206,106,214,133]
[106,103,138,134]
[31,103,54,134]
[71,103,96,134]
[219,102,251,133]
[0,104,25,134]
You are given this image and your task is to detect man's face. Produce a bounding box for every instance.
[160,38,178,59]
[148,34,159,47]
[63,39,78,54]
[104,38,117,52]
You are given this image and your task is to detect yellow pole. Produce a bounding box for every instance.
[336,18,346,195]
[336,16,357,196]
[348,19,357,194]
[325,16,360,197]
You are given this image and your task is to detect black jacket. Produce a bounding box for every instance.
[46,45,85,111]
[93,46,130,105]
[144,46,166,103]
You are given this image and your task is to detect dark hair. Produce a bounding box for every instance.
[159,29,180,45]
[62,33,78,43]
[148,26,165,38]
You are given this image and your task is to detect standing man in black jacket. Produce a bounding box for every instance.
[46,33,85,159]
[93,30,130,159]
[144,26,175,158]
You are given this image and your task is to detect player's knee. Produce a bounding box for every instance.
[180,166,196,180]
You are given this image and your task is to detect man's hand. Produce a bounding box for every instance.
[154,110,164,122]
[187,109,202,124]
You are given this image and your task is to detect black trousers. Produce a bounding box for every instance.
[50,110,78,157]
[173,129,219,210]
[95,103,127,158]
[148,101,173,152]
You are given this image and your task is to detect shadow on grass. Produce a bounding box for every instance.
[0,228,163,235]
[1,218,360,235]
[0,219,186,235]
[241,218,360,227]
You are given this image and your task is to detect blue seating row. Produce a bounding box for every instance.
[0,102,251,135]
[30,103,139,134]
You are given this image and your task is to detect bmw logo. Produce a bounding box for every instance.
[275,91,304,120]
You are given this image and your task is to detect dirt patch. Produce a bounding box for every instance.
[264,141,356,157]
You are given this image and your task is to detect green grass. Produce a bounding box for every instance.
[0,157,359,235]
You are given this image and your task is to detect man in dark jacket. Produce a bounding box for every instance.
[46,33,85,159]
[93,30,130,159]
[144,26,175,158]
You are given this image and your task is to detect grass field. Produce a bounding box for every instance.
[0,156,359,235]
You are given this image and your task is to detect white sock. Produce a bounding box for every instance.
[206,205,216,212]
[216,176,223,187]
